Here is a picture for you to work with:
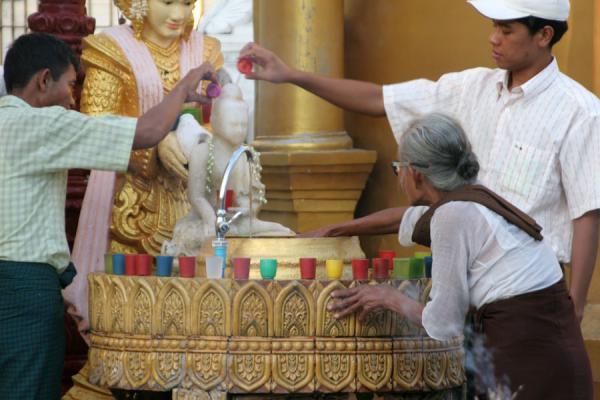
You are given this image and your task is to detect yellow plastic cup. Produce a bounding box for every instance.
[325,259,344,280]
[414,251,431,259]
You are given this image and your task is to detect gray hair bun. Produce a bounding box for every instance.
[457,152,479,180]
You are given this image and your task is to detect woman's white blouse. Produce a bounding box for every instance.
[399,202,563,341]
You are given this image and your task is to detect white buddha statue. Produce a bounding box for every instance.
[163,83,294,256]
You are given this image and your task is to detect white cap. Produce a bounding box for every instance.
[467,0,569,21]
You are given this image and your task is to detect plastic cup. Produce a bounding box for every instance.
[351,258,369,280]
[125,254,137,276]
[136,254,153,276]
[104,253,113,274]
[237,57,253,74]
[378,250,396,270]
[259,259,277,279]
[233,257,251,280]
[206,256,224,279]
[206,83,221,98]
[414,251,431,259]
[392,258,410,279]
[373,258,389,279]
[112,253,125,275]
[299,258,317,279]
[179,256,196,278]
[156,255,173,277]
[409,257,425,278]
[424,256,433,278]
[212,239,228,277]
[325,259,344,280]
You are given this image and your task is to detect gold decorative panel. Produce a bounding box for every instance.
[271,338,315,393]
[86,274,464,396]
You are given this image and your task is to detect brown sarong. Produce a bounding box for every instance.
[474,280,592,400]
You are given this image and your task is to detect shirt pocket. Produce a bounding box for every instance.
[498,140,557,207]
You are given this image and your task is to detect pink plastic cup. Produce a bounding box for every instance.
[237,57,253,74]
[299,258,317,279]
[136,254,153,276]
[125,254,137,276]
[233,257,251,280]
[351,258,369,280]
[373,258,390,279]
[179,256,196,278]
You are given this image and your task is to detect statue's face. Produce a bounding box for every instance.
[213,102,248,146]
[144,0,194,44]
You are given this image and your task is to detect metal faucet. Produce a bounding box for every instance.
[215,145,254,240]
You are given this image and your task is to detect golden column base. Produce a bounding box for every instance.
[257,149,377,232]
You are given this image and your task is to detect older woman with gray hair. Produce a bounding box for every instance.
[326,113,591,399]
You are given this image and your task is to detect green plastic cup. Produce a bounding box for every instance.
[260,259,277,279]
[392,258,410,279]
[413,251,431,259]
[409,257,425,278]
[104,253,113,274]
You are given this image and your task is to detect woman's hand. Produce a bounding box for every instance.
[328,284,399,322]
[239,42,294,83]
[157,132,188,181]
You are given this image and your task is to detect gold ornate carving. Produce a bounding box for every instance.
[228,338,271,393]
[271,338,315,393]
[315,338,356,392]
[356,339,393,392]
[316,281,355,337]
[84,274,464,395]
[274,281,315,337]
[192,280,231,337]
[232,281,273,337]
[124,351,152,388]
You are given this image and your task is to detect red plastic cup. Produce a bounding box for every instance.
[379,250,396,270]
[179,256,196,278]
[237,57,253,74]
[373,258,390,279]
[351,258,369,280]
[217,189,234,210]
[136,254,153,276]
[299,258,317,279]
[125,254,137,276]
[233,257,251,280]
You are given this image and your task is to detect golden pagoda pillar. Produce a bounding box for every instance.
[253,0,376,232]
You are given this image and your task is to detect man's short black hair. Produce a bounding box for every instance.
[514,16,569,49]
[3,32,80,93]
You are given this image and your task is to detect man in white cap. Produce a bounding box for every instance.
[240,0,600,326]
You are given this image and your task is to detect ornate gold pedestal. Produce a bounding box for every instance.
[69,274,464,399]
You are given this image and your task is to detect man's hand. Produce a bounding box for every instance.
[239,42,294,83]
[157,133,188,181]
[177,62,218,104]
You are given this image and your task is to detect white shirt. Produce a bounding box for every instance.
[399,203,563,341]
[384,59,600,263]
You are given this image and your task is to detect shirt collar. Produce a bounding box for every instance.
[0,95,32,108]
[495,58,559,98]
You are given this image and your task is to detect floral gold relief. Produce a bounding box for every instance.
[84,274,464,395]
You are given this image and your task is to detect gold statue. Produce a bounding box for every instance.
[79,0,224,256]
[66,0,223,337]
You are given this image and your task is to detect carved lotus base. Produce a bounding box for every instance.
[81,274,464,396]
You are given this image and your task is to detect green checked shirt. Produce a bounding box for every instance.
[0,95,136,272]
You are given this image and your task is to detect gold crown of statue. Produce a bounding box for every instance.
[114,0,203,40]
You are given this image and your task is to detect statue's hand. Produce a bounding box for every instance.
[239,42,293,83]
[158,132,189,182]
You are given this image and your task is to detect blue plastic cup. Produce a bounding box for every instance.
[424,256,433,278]
[212,239,228,278]
[112,253,125,275]
[156,255,173,277]
[259,259,277,279]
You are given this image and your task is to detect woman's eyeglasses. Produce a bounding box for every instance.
[391,161,429,176]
